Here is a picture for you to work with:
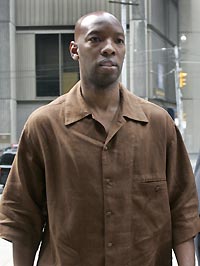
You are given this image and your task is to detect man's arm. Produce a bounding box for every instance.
[174,238,195,266]
[13,242,36,266]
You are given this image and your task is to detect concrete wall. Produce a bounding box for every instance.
[0,0,16,148]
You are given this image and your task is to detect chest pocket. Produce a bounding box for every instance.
[131,178,171,242]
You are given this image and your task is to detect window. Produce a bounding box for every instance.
[36,33,79,97]
[36,34,59,96]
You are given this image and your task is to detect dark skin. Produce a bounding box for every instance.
[12,11,195,266]
[70,11,125,133]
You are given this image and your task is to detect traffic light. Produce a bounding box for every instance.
[179,71,187,88]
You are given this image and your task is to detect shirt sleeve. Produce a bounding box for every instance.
[166,124,200,246]
[0,118,47,251]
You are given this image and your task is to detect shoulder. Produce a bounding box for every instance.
[27,82,81,127]
[122,86,178,143]
[27,94,66,126]
[124,87,173,124]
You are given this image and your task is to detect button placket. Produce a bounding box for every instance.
[102,121,131,266]
[102,140,116,265]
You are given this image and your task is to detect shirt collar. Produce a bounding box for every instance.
[64,81,149,125]
[119,83,149,123]
[64,81,91,125]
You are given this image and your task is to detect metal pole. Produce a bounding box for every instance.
[109,1,139,88]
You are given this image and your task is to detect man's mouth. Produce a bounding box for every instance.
[99,59,117,67]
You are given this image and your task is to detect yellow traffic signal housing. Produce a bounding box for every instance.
[179,72,187,88]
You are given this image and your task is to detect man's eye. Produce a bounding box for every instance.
[117,38,125,44]
[89,37,101,43]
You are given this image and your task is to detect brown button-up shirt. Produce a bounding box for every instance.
[0,82,199,266]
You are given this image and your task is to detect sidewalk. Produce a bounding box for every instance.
[190,153,198,171]
[0,239,13,266]
[0,238,38,266]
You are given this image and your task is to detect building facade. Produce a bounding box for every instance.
[179,0,200,154]
[0,0,179,150]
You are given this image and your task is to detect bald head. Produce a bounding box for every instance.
[74,11,124,41]
[70,11,125,88]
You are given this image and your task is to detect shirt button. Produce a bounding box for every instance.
[155,185,160,192]
[106,211,112,217]
[105,178,112,188]
[104,146,108,151]
[107,242,113,247]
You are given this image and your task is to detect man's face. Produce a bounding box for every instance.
[72,13,125,88]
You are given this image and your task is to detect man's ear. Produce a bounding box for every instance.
[69,41,79,61]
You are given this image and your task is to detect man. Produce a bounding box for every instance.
[0,11,199,266]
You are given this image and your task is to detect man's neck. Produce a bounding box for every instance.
[80,81,121,133]
[80,81,120,112]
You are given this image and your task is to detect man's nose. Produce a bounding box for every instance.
[101,40,116,56]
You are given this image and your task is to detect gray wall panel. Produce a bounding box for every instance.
[0,0,16,147]
[0,0,10,22]
[16,0,121,26]
[0,23,11,98]
[16,33,36,100]
[148,0,166,35]
[0,100,10,133]
[168,1,178,44]
[179,0,200,32]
